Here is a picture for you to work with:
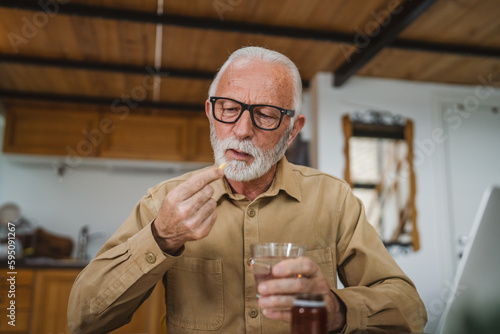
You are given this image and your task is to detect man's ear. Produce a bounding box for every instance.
[205,99,211,120]
[287,114,306,147]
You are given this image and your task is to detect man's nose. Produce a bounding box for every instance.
[232,109,255,139]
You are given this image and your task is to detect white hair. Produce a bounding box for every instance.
[208,46,303,118]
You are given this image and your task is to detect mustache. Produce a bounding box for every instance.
[218,138,262,158]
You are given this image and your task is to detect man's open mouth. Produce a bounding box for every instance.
[228,148,252,158]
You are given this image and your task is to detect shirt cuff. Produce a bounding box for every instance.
[332,288,368,334]
[128,221,184,274]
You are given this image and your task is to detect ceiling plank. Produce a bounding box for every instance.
[0,63,155,100]
[333,0,438,87]
[359,48,500,87]
[0,7,157,65]
[400,0,500,48]
[160,26,345,81]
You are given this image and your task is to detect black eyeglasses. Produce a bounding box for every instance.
[210,96,295,131]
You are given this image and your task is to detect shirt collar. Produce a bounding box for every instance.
[211,156,302,202]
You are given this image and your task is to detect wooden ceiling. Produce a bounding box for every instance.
[0,0,499,113]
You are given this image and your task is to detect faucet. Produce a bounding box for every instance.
[76,226,108,260]
[76,225,89,260]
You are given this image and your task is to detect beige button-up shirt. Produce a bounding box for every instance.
[68,158,427,333]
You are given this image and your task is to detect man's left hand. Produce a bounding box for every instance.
[257,257,346,332]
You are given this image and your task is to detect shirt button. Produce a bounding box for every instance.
[247,208,255,217]
[249,309,259,318]
[146,252,156,264]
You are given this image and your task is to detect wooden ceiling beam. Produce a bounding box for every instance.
[392,40,500,59]
[0,89,205,112]
[0,54,214,80]
[333,0,438,87]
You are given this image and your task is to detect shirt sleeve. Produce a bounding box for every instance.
[67,194,181,334]
[333,188,427,333]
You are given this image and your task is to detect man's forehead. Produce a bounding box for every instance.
[226,58,287,75]
[219,60,293,91]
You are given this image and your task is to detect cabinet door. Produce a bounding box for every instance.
[101,113,189,161]
[31,269,81,334]
[3,104,100,157]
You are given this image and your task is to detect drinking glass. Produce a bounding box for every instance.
[250,242,306,297]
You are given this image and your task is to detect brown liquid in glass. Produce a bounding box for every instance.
[291,294,327,334]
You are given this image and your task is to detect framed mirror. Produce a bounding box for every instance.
[342,111,420,252]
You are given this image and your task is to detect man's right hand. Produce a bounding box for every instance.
[152,167,225,254]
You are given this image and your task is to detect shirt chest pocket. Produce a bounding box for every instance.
[166,257,224,331]
[306,247,337,289]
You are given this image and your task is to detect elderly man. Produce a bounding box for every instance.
[68,46,427,333]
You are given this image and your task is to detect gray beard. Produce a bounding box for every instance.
[210,122,292,182]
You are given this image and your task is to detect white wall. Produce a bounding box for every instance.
[440,102,500,260]
[310,73,500,333]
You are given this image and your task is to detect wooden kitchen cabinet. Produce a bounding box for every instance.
[0,268,166,334]
[3,102,101,157]
[100,112,189,161]
[2,101,213,163]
